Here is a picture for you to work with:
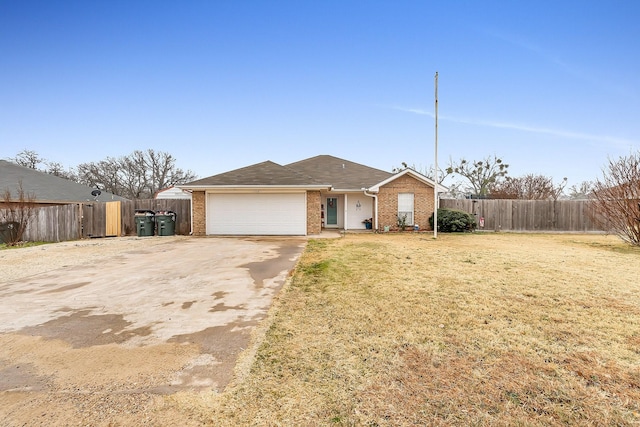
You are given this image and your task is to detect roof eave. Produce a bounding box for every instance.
[369,168,449,192]
[178,184,331,190]
[328,188,373,193]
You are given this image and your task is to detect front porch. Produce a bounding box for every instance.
[320,191,375,231]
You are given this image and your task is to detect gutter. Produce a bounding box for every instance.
[362,188,378,231]
[177,184,331,191]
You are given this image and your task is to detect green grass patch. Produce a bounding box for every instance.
[0,241,50,250]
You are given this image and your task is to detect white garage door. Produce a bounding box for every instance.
[207,193,306,235]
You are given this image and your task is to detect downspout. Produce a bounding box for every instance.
[344,193,348,231]
[363,189,378,231]
[187,189,194,235]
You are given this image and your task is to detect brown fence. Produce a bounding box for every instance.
[2,199,191,243]
[9,198,605,240]
[120,199,191,236]
[85,199,191,238]
[21,204,83,242]
[439,199,604,232]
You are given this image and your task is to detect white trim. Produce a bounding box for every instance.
[204,188,313,195]
[328,188,368,193]
[363,189,378,230]
[369,168,448,193]
[344,193,349,230]
[179,184,329,191]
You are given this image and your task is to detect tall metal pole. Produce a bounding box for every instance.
[434,72,438,239]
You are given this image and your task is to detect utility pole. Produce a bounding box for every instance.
[434,71,439,239]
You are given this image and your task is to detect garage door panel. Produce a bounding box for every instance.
[207,193,306,235]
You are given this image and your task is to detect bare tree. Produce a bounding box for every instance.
[76,156,123,194]
[76,149,197,199]
[491,174,567,200]
[568,180,595,199]
[446,155,509,197]
[45,161,78,181]
[11,150,44,169]
[590,152,640,246]
[0,181,37,246]
[392,162,451,184]
[10,150,77,180]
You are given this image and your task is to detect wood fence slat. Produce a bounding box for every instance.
[80,199,191,240]
[7,199,605,244]
[5,204,82,243]
[440,199,604,232]
[105,201,121,237]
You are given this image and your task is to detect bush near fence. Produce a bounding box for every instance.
[439,199,603,232]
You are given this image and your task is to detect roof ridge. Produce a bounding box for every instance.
[286,154,392,175]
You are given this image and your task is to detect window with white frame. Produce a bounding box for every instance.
[398,193,414,225]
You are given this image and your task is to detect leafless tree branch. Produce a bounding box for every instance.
[589,152,640,246]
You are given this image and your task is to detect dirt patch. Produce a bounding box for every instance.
[21,309,154,348]
[242,239,302,287]
[0,333,202,426]
[0,236,305,426]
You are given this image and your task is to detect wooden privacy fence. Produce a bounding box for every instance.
[120,199,191,236]
[11,198,605,241]
[440,199,604,232]
[21,204,83,242]
[2,199,191,243]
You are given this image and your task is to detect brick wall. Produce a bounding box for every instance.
[377,175,435,231]
[192,190,206,236]
[306,190,321,235]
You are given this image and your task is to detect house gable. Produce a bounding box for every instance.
[376,172,436,232]
[369,167,440,192]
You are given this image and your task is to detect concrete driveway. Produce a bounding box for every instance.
[0,237,305,396]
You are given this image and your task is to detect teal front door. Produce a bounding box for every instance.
[326,197,338,226]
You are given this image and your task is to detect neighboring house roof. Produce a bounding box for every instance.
[0,160,128,203]
[184,160,329,188]
[286,155,393,190]
[155,186,192,199]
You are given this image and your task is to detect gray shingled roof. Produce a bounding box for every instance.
[0,160,128,203]
[184,156,393,190]
[185,160,329,187]
[286,155,392,189]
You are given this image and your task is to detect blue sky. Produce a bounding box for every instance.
[2,1,638,189]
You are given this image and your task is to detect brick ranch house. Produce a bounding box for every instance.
[180,155,444,236]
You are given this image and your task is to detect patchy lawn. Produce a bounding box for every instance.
[176,232,640,426]
[0,241,48,250]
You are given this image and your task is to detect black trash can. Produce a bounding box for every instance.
[134,210,155,237]
[0,222,19,244]
[155,211,176,236]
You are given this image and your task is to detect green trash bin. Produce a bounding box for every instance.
[134,210,155,237]
[155,211,176,236]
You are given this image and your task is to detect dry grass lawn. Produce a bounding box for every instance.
[174,233,640,426]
